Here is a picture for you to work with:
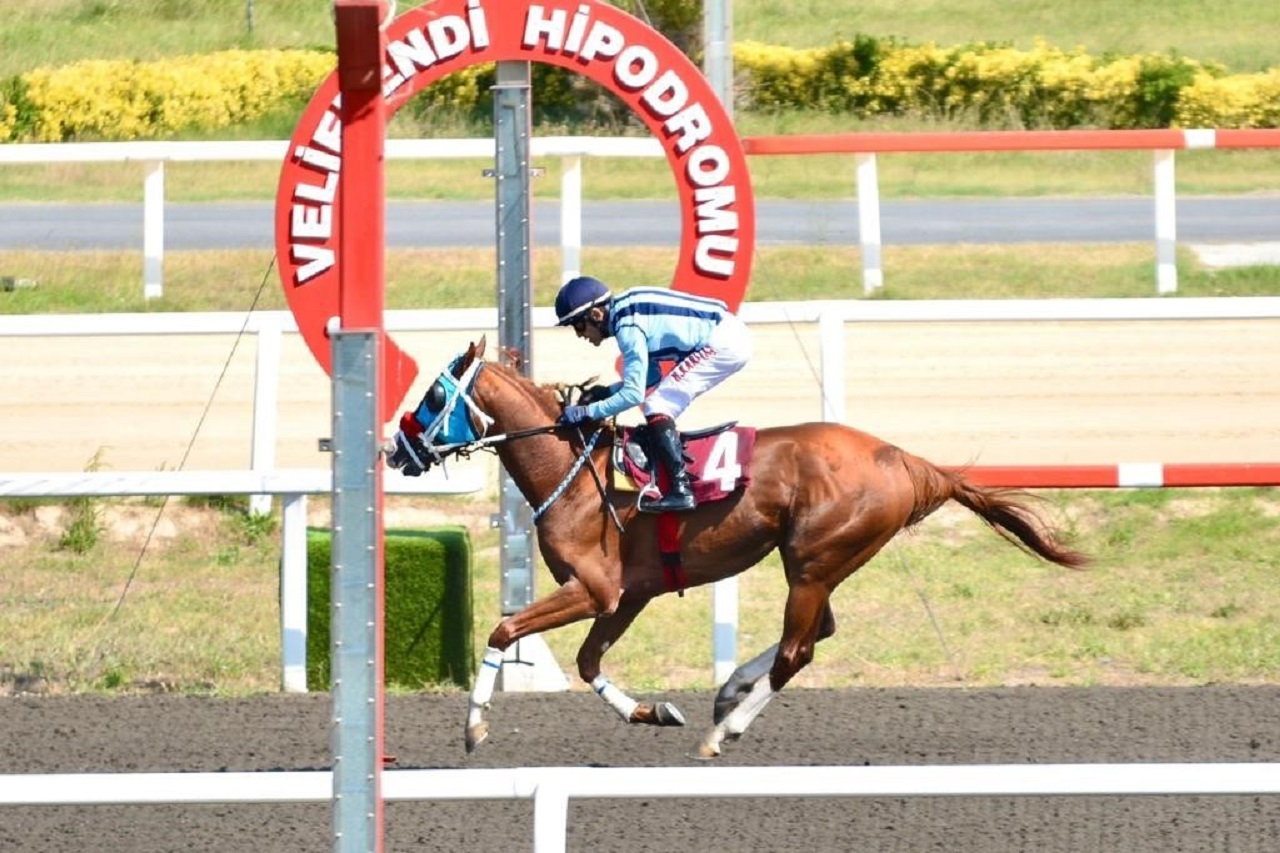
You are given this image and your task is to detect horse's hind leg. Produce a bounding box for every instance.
[713,643,777,724]
[577,594,686,728]
[712,604,835,724]
[699,584,833,758]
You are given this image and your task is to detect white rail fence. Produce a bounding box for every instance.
[3,132,1271,298]
[0,468,483,694]
[6,297,1280,679]
[0,137,657,299]
[2,762,1278,853]
[4,297,1280,690]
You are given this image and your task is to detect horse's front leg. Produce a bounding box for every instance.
[466,578,601,753]
[577,594,686,728]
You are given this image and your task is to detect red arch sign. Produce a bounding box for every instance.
[275,0,756,411]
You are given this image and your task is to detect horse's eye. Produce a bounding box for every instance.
[425,382,448,412]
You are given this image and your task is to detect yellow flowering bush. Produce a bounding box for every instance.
[0,103,15,142]
[1,39,1277,141]
[863,42,951,114]
[732,38,1271,129]
[1078,56,1144,127]
[16,49,333,142]
[1176,68,1280,128]
[733,41,827,111]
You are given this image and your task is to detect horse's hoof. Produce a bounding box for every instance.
[465,722,489,754]
[696,740,722,759]
[654,702,686,727]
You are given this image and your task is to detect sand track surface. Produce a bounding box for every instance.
[2,687,1279,852]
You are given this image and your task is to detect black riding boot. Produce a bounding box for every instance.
[641,416,696,513]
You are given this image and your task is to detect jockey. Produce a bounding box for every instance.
[554,275,752,513]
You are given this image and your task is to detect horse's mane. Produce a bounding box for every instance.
[487,349,579,416]
[491,346,619,442]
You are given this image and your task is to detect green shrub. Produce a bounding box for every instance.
[1132,53,1203,128]
[3,32,1279,140]
[0,75,36,142]
[57,495,101,554]
[306,526,473,691]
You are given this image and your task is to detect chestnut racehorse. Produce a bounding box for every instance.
[392,338,1087,757]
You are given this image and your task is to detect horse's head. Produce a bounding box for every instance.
[385,337,492,475]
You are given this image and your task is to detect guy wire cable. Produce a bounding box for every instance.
[894,546,959,675]
[100,255,279,624]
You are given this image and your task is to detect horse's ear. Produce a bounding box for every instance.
[460,336,486,372]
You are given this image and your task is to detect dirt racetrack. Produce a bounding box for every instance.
[3,686,1280,852]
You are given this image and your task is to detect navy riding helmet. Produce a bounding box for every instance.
[555,275,611,326]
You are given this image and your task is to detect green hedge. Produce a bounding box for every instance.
[3,37,1279,142]
[306,526,473,692]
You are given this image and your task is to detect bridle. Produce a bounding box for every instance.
[406,353,622,530]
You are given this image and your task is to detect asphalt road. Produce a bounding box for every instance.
[2,196,1277,250]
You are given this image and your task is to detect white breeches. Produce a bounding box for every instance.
[642,312,752,420]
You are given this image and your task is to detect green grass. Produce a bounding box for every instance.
[4,0,1278,77]
[3,2,1278,205]
[4,141,1280,205]
[1,244,1277,316]
[737,0,1280,72]
[9,486,1277,696]
[0,0,331,77]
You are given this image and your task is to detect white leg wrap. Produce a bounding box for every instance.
[468,646,503,728]
[722,677,774,737]
[591,674,639,722]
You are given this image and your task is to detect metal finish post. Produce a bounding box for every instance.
[494,61,536,617]
[703,0,733,119]
[332,1,389,849]
[704,0,739,687]
[330,330,380,852]
[492,61,567,692]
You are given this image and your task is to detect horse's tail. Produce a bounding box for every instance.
[903,453,1088,569]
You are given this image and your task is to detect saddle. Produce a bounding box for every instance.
[612,421,756,505]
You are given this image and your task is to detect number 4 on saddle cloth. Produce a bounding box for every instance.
[613,422,757,507]
[612,422,756,593]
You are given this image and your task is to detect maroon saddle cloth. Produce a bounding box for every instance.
[612,421,757,504]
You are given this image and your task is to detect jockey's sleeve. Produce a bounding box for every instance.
[583,325,648,420]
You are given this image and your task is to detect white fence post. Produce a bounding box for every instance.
[143,160,165,300]
[712,576,739,686]
[560,154,582,284]
[280,491,309,693]
[533,781,570,853]
[855,153,884,294]
[1153,149,1178,294]
[250,317,282,516]
[819,309,845,423]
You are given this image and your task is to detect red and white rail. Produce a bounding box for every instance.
[4,129,1279,297]
[744,127,1280,295]
[957,462,1280,489]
